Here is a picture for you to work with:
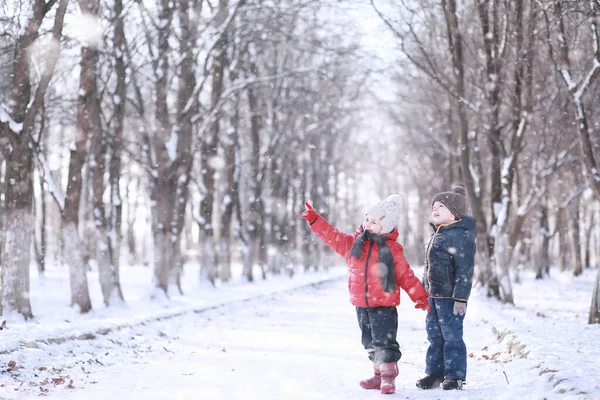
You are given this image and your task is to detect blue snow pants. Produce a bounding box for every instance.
[356,306,402,364]
[425,297,467,380]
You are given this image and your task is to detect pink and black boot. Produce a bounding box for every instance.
[379,362,399,395]
[359,363,381,390]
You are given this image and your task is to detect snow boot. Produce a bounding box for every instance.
[416,374,443,389]
[379,362,398,395]
[442,379,463,390]
[359,364,381,390]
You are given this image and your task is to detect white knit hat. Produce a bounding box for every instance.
[365,194,404,234]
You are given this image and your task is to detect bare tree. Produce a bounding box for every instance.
[198,0,230,284]
[0,0,70,318]
[104,0,128,303]
[539,0,600,323]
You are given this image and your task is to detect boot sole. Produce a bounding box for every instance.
[442,380,464,390]
[359,384,380,390]
[380,384,395,394]
[416,378,443,389]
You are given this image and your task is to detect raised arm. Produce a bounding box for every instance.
[302,202,356,258]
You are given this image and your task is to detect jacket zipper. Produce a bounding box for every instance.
[426,225,444,292]
[364,241,375,308]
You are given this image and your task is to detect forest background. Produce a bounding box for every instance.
[1,0,600,325]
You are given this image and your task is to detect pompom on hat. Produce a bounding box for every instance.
[365,194,404,234]
[431,186,467,220]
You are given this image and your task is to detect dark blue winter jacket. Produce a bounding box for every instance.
[423,215,477,301]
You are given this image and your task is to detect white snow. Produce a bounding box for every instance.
[0,263,598,399]
[0,105,23,134]
[66,13,103,49]
[165,128,179,161]
[573,60,600,102]
[207,155,226,170]
[36,152,66,210]
[560,69,576,91]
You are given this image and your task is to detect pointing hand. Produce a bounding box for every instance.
[301,202,318,225]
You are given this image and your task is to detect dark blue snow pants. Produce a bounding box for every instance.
[425,297,467,380]
[356,306,402,364]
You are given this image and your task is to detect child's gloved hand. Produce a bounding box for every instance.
[301,202,318,225]
[414,297,430,312]
[453,301,467,316]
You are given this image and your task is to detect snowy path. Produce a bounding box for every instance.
[3,276,583,400]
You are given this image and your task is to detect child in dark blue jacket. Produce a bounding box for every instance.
[416,186,476,391]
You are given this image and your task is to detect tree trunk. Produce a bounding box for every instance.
[259,226,268,279]
[571,199,583,276]
[288,173,298,277]
[477,0,523,305]
[308,129,322,272]
[0,156,4,267]
[1,142,34,318]
[590,269,600,324]
[151,178,177,294]
[152,227,173,296]
[271,157,294,277]
[169,0,200,291]
[219,92,240,282]
[80,0,122,307]
[233,151,251,282]
[34,165,47,275]
[0,0,70,318]
[61,0,114,311]
[106,0,127,302]
[536,203,550,279]
[584,210,595,268]
[126,180,138,266]
[547,2,600,324]
[92,124,122,306]
[301,153,315,272]
[243,86,265,279]
[442,0,492,295]
[62,41,99,312]
[199,0,228,283]
[150,0,178,296]
[557,208,570,272]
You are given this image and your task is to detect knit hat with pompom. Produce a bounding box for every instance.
[431,186,467,220]
[365,194,404,234]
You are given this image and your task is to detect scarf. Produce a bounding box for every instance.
[349,230,396,293]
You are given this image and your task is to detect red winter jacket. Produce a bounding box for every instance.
[309,216,427,308]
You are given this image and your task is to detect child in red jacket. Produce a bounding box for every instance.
[302,195,429,395]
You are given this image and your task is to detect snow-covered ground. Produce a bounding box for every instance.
[0,262,598,399]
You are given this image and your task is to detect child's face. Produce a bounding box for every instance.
[363,214,383,234]
[432,201,456,225]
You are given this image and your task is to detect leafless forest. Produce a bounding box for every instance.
[0,0,599,323]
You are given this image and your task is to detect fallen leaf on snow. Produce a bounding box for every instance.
[52,378,65,385]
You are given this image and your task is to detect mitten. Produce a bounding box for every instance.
[414,296,430,312]
[301,202,318,225]
[453,300,467,316]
